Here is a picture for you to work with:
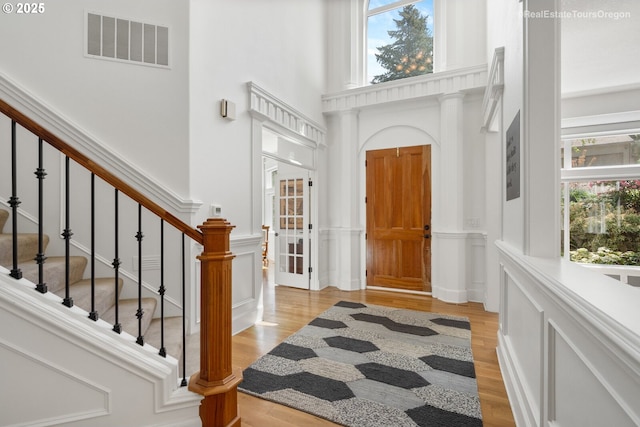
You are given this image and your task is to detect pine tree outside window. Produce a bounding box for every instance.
[367,0,434,85]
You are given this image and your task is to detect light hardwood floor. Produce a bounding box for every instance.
[232,269,516,427]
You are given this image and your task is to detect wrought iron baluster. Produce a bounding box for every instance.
[34,138,47,293]
[181,233,187,387]
[158,219,166,357]
[112,189,122,334]
[89,173,98,321]
[9,120,22,280]
[61,156,73,308]
[135,203,144,346]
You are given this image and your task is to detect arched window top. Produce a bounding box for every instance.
[366,0,434,85]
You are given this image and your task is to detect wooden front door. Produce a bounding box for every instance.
[366,145,431,292]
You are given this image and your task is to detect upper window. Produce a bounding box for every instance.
[560,133,640,285]
[367,0,434,85]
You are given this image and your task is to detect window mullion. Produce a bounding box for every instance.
[561,164,640,183]
[562,182,570,260]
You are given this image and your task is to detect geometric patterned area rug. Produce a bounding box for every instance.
[239,301,483,427]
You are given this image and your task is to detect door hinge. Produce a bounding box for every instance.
[365,233,367,240]
[365,196,367,203]
[309,267,313,273]
[308,180,313,187]
[365,270,368,277]
[365,160,368,167]
[308,223,313,230]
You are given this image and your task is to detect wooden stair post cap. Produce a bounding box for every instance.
[198,219,235,254]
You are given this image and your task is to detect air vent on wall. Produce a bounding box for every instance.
[86,12,169,67]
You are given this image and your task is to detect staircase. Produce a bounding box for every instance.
[1,91,241,426]
[0,208,185,361]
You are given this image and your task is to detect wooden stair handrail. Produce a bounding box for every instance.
[0,99,203,245]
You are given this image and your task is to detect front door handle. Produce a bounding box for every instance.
[424,225,430,231]
[424,234,430,239]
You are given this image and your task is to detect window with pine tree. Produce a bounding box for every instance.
[367,0,434,84]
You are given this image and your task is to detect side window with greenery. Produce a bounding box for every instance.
[561,134,640,274]
[367,0,434,85]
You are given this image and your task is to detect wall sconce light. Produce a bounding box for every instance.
[220,99,236,121]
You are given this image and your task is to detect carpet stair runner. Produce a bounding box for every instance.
[0,208,184,366]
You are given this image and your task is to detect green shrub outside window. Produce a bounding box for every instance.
[565,180,640,265]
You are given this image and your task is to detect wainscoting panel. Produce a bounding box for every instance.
[432,231,487,303]
[467,232,486,302]
[230,234,262,334]
[0,339,109,426]
[501,267,544,426]
[549,322,638,427]
[318,229,334,288]
[0,270,201,426]
[497,241,640,427]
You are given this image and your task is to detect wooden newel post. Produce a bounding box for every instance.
[188,218,242,427]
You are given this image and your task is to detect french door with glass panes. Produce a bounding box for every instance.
[274,173,310,289]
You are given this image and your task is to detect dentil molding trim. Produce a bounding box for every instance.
[0,72,202,215]
[322,64,488,113]
[248,81,327,147]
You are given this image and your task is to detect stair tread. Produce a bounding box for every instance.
[53,277,123,318]
[1,210,187,371]
[0,209,8,232]
[145,317,185,362]
[0,233,50,265]
[19,256,88,293]
[102,298,158,340]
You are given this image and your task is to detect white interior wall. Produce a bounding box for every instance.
[462,95,486,232]
[561,1,640,129]
[188,0,326,233]
[487,0,524,251]
[561,0,640,95]
[433,0,487,72]
[0,1,191,196]
[189,0,326,331]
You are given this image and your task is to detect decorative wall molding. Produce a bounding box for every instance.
[431,230,471,240]
[318,228,335,289]
[0,71,202,215]
[467,233,487,302]
[561,81,640,100]
[0,269,201,425]
[248,81,327,147]
[496,241,640,427]
[322,64,488,113]
[230,234,262,334]
[481,47,505,132]
[0,338,110,425]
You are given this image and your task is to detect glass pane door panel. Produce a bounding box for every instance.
[274,175,309,288]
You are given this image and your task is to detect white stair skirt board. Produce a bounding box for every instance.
[0,267,201,427]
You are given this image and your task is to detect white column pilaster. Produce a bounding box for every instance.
[522,0,561,257]
[432,92,468,303]
[327,110,362,290]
